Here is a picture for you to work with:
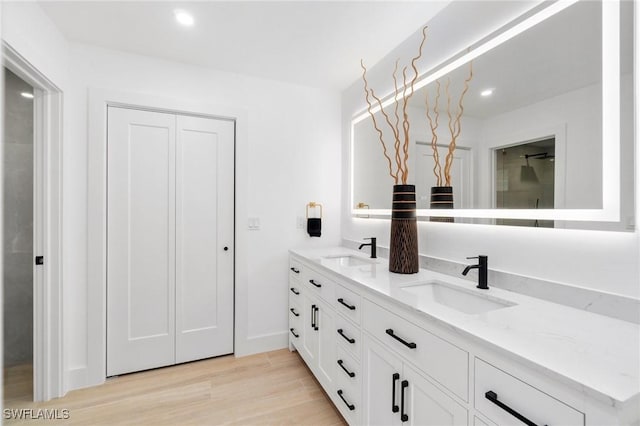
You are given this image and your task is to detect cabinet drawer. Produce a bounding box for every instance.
[334,383,360,425]
[363,299,468,401]
[335,314,361,360]
[335,284,361,325]
[335,345,361,388]
[474,358,584,426]
[302,268,335,303]
[289,259,303,282]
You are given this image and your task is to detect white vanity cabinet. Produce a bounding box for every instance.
[288,251,639,426]
[363,335,468,426]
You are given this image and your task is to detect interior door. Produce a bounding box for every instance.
[415,143,472,209]
[175,114,234,363]
[107,107,177,376]
[107,107,235,376]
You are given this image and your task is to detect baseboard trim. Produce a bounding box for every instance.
[236,331,288,357]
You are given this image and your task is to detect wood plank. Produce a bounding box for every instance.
[3,350,346,425]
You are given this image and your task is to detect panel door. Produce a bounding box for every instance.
[175,115,234,363]
[362,336,403,426]
[403,363,468,426]
[315,299,335,390]
[415,143,471,209]
[300,293,318,366]
[107,107,177,376]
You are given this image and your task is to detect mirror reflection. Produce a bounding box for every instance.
[352,0,633,226]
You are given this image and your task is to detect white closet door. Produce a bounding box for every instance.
[175,115,234,363]
[107,107,177,376]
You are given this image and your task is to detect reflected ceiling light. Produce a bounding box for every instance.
[480,88,494,97]
[20,92,34,99]
[174,9,194,27]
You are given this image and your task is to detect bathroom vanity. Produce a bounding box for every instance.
[288,248,639,426]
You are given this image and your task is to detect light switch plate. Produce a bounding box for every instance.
[248,217,260,230]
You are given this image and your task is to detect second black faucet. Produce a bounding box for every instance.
[358,237,377,259]
[462,255,489,290]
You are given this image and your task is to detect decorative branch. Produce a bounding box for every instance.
[425,80,443,186]
[424,61,473,187]
[443,61,473,185]
[361,60,398,183]
[360,26,428,185]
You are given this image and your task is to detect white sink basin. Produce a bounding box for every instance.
[322,254,379,267]
[399,281,515,315]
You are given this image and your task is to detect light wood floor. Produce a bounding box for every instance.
[3,349,346,425]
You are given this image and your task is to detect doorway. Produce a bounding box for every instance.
[495,137,556,227]
[3,67,35,403]
[106,106,235,376]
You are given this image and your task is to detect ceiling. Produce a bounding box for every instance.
[38,1,450,90]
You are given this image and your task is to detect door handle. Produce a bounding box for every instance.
[400,379,409,422]
[311,305,316,329]
[391,373,400,413]
[313,306,319,331]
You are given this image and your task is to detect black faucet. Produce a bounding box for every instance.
[462,255,489,290]
[358,237,377,259]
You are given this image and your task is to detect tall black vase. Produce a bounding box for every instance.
[430,186,454,223]
[389,184,419,274]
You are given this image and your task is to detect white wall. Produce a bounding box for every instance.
[4,2,342,394]
[341,1,639,300]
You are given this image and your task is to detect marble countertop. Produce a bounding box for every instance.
[290,246,640,410]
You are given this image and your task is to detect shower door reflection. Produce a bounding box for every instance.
[495,138,556,227]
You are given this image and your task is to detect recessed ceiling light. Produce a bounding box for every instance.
[174,9,194,27]
[480,88,494,97]
[21,92,34,99]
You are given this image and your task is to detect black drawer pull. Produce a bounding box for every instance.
[290,288,299,295]
[337,359,356,378]
[309,279,322,288]
[289,308,299,317]
[386,329,417,349]
[337,390,355,411]
[290,267,300,274]
[289,328,299,338]
[485,391,541,426]
[313,305,319,331]
[337,328,355,344]
[337,298,356,310]
[400,380,409,422]
[391,373,400,413]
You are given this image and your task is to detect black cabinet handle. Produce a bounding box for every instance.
[337,359,356,378]
[337,328,355,344]
[313,306,319,331]
[337,298,356,311]
[309,279,322,288]
[290,328,299,338]
[386,329,417,349]
[391,373,400,413]
[400,380,409,422]
[290,288,299,295]
[311,305,316,329]
[290,267,300,274]
[289,308,299,317]
[337,390,355,411]
[485,391,541,426]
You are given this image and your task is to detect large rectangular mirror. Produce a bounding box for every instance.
[351,0,633,228]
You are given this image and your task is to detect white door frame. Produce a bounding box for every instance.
[2,42,64,401]
[87,88,246,387]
